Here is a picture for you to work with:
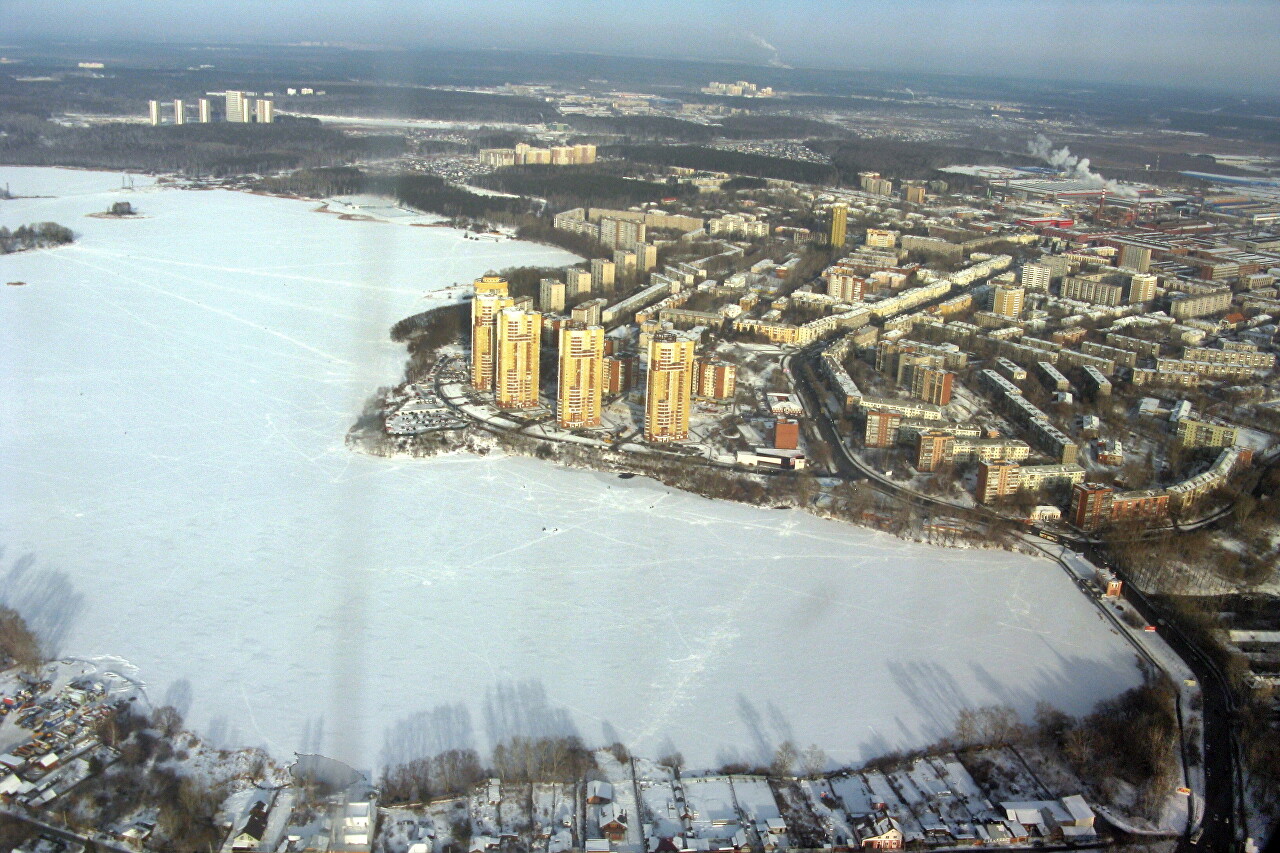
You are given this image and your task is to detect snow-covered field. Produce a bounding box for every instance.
[0,168,1143,775]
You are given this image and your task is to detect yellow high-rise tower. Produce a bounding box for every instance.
[495,308,542,409]
[557,324,605,428]
[474,274,509,297]
[829,203,848,249]
[644,332,695,442]
[470,276,513,391]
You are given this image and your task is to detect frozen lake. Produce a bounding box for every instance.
[0,168,1143,773]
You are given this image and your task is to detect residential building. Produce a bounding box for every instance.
[916,430,954,472]
[911,367,953,406]
[148,99,160,126]
[1169,289,1232,320]
[470,278,514,391]
[863,410,903,448]
[644,333,695,442]
[866,228,898,248]
[977,460,1021,503]
[1118,243,1152,273]
[613,250,637,275]
[198,98,211,123]
[565,268,593,295]
[1021,263,1052,292]
[634,243,658,273]
[693,358,736,401]
[1061,276,1124,306]
[591,258,616,292]
[603,354,637,394]
[255,99,274,123]
[599,218,646,250]
[1128,273,1158,303]
[572,298,607,327]
[495,308,542,409]
[172,99,185,125]
[539,278,567,313]
[829,203,847,248]
[225,90,249,123]
[1175,418,1238,449]
[992,284,1025,319]
[557,324,604,428]
[1070,483,1114,531]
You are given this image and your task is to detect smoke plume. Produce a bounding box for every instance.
[1028,134,1139,198]
[748,33,790,68]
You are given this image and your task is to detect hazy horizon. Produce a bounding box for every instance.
[5,0,1279,97]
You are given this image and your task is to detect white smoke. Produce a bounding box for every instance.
[748,33,791,68]
[1028,134,1139,199]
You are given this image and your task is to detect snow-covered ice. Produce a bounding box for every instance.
[1,168,1143,774]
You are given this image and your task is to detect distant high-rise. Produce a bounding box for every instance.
[829,203,847,249]
[495,308,542,409]
[644,332,695,442]
[1118,243,1152,273]
[590,258,616,293]
[564,269,593,296]
[1021,263,1052,292]
[256,99,274,124]
[557,324,604,428]
[539,278,567,313]
[198,98,212,123]
[225,91,248,123]
[634,243,658,273]
[148,100,160,126]
[1128,273,1157,304]
[992,284,1025,319]
[172,99,185,126]
[470,277,513,391]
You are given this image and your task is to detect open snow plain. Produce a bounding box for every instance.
[1,168,1143,773]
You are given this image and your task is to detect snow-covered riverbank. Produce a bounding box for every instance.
[1,167,1143,774]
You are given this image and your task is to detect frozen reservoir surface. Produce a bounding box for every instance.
[0,168,1142,773]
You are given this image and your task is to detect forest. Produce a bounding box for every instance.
[608,144,837,184]
[0,116,403,178]
[471,165,679,210]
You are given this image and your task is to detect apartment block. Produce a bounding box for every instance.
[495,308,542,409]
[1175,418,1238,449]
[991,284,1025,319]
[603,354,638,395]
[540,278,567,313]
[470,279,515,391]
[693,358,737,402]
[644,333,696,442]
[591,258,616,293]
[557,324,604,428]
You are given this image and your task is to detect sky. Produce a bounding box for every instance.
[5,0,1279,95]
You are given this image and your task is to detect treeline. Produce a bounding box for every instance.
[0,606,42,672]
[380,736,595,805]
[607,144,837,184]
[810,137,1032,182]
[284,83,551,124]
[472,165,678,210]
[0,222,74,254]
[0,116,403,178]
[1040,678,1180,818]
[257,168,534,220]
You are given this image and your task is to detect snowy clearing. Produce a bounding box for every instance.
[1,168,1142,775]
